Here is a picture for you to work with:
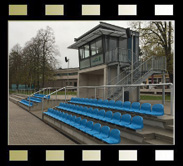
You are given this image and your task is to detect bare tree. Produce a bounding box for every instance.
[129,21,174,83]
[9,44,24,89]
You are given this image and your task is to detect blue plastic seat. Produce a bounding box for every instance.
[57,112,64,121]
[44,108,52,115]
[77,119,87,130]
[81,121,94,132]
[93,126,110,139]
[81,107,88,116]
[103,129,121,144]
[69,115,77,126]
[91,99,98,106]
[117,114,131,127]
[27,97,42,103]
[72,117,81,127]
[115,100,123,109]
[130,102,140,112]
[96,110,105,120]
[101,111,113,122]
[125,116,144,130]
[19,99,33,107]
[87,108,94,117]
[108,100,116,109]
[148,104,164,116]
[64,115,73,124]
[103,100,109,107]
[96,99,103,107]
[110,112,122,125]
[140,103,151,114]
[92,108,99,119]
[86,123,101,135]
[62,113,69,122]
[121,101,131,111]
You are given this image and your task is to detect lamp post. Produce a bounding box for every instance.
[65,57,69,100]
[65,57,70,86]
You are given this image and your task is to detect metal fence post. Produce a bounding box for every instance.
[42,97,44,119]
[162,72,165,105]
[65,87,67,102]
[170,84,174,116]
[77,87,79,98]
[95,88,97,99]
[29,95,30,112]
[122,87,124,102]
[56,89,58,105]
[103,87,105,100]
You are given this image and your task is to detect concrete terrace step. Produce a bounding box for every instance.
[165,125,174,131]
[9,96,20,104]
[143,139,172,145]
[10,94,25,100]
[155,132,173,143]
[137,124,173,144]
[53,106,173,145]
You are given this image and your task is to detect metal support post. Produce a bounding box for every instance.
[131,33,134,84]
[170,84,174,116]
[122,87,124,102]
[65,87,67,102]
[95,88,97,99]
[77,87,79,98]
[41,98,44,119]
[103,87,105,100]
[162,72,165,105]
[29,95,30,112]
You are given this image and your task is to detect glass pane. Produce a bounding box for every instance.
[91,38,102,56]
[96,39,102,54]
[84,44,90,58]
[91,42,96,56]
[79,48,84,59]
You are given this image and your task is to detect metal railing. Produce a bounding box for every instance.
[15,83,174,116]
[107,56,166,100]
[105,48,138,64]
[76,83,174,116]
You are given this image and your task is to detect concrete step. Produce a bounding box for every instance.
[144,139,172,145]
[155,132,173,144]
[10,94,25,100]
[136,124,173,144]
[9,97,20,104]
[164,124,174,131]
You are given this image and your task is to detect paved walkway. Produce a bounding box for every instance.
[9,101,76,145]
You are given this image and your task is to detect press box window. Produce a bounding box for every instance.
[91,38,102,56]
[79,44,90,59]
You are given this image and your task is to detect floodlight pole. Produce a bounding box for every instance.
[131,32,134,84]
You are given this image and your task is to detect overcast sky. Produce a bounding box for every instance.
[8,20,132,68]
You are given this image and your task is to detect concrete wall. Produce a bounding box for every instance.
[78,65,108,99]
[79,73,104,98]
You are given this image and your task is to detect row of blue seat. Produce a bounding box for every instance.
[34,94,50,99]
[56,103,143,130]
[19,99,33,107]
[44,108,121,144]
[27,97,42,103]
[69,98,164,116]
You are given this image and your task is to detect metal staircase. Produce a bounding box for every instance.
[107,56,166,100]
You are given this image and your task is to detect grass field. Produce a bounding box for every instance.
[140,95,170,100]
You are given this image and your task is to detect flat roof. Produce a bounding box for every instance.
[68,22,133,50]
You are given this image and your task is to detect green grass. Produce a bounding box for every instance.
[140,95,170,100]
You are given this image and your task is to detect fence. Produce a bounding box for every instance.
[38,83,174,116]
